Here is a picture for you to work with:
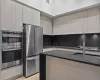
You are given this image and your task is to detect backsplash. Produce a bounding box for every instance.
[85,33,100,48]
[52,34,83,47]
[43,35,52,47]
[43,33,100,49]
[43,34,83,47]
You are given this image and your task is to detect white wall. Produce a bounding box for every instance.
[40,14,52,35]
[16,0,53,15]
[52,0,100,15]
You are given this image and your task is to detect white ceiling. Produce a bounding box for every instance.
[16,0,100,17]
[52,0,100,15]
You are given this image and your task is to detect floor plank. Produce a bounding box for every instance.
[16,73,39,80]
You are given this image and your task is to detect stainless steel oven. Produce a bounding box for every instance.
[0,31,22,70]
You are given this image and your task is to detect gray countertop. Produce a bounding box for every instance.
[43,46,100,52]
[42,50,100,66]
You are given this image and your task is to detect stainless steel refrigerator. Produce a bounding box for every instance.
[23,24,43,77]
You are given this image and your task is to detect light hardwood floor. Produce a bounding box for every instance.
[16,73,39,80]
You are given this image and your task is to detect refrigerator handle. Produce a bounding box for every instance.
[35,28,37,54]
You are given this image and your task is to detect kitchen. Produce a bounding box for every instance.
[0,0,100,80]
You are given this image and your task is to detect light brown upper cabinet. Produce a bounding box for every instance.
[14,2,23,32]
[0,0,13,30]
[0,0,40,31]
[87,8,100,33]
[69,12,82,34]
[53,7,100,35]
[78,10,88,33]
[0,0,23,31]
[53,13,83,35]
[40,15,52,35]
[23,5,40,26]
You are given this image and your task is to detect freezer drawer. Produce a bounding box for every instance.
[25,56,39,77]
[26,59,36,77]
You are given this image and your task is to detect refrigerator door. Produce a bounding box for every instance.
[35,27,43,54]
[23,24,36,57]
[36,55,39,72]
[26,57,36,77]
[23,25,43,77]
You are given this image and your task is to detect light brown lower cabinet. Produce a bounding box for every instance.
[46,56,100,80]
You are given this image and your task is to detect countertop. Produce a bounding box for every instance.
[44,46,100,52]
[42,50,100,66]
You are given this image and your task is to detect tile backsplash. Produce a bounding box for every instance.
[43,35,52,47]
[85,34,100,48]
[43,33,100,49]
[52,34,82,47]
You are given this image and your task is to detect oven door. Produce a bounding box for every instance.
[2,50,22,69]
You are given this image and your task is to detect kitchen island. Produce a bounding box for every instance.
[40,50,100,80]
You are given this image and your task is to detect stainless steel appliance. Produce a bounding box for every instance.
[0,31,22,70]
[0,31,22,80]
[23,24,43,77]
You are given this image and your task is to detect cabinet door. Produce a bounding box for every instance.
[53,26,61,35]
[15,65,23,76]
[70,13,78,22]
[87,8,100,33]
[53,26,59,35]
[70,21,82,34]
[40,15,52,35]
[15,2,23,31]
[68,12,82,34]
[1,67,16,80]
[0,0,13,30]
[23,5,33,25]
[1,70,5,80]
[32,9,40,26]
[78,10,88,33]
[23,5,40,26]
[53,15,71,35]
